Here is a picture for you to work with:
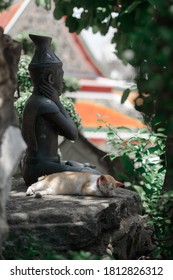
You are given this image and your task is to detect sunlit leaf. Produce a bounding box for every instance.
[122,1,142,14]
[116,126,131,131]
[121,88,131,104]
[149,135,157,144]
[138,128,149,134]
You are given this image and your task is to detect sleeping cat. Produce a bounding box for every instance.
[26,171,124,198]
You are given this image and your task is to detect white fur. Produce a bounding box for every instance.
[26,172,124,198]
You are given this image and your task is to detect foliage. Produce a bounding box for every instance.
[17,55,32,93]
[15,31,56,55]
[3,230,100,260]
[15,32,35,55]
[15,55,81,127]
[14,55,32,123]
[35,0,51,10]
[150,191,173,259]
[35,0,121,34]
[97,116,173,259]
[15,92,31,124]
[60,96,81,127]
[113,1,173,136]
[97,116,166,210]
[62,76,80,94]
[0,0,12,12]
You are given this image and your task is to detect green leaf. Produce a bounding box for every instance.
[36,0,51,10]
[107,130,115,137]
[158,166,166,173]
[123,1,142,14]
[138,128,149,134]
[149,135,157,144]
[65,17,79,33]
[92,25,100,34]
[108,153,117,160]
[100,23,110,35]
[121,88,131,104]
[157,128,165,132]
[148,147,158,153]
[133,185,145,196]
[120,155,135,175]
[117,126,131,131]
[147,0,163,12]
[95,125,102,132]
[53,7,64,20]
[147,0,157,8]
[156,133,166,139]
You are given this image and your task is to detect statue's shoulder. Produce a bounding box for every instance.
[28,95,60,114]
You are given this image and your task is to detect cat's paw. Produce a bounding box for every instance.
[26,187,34,196]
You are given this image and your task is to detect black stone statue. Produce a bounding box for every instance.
[22,34,99,186]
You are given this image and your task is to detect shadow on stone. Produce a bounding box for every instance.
[4,178,154,260]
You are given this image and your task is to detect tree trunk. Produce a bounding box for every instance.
[0,27,26,258]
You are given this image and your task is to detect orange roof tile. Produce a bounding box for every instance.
[75,101,144,128]
[0,0,23,29]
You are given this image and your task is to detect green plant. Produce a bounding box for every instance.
[97,116,173,259]
[15,92,31,124]
[62,76,80,94]
[16,31,57,55]
[0,0,12,11]
[150,191,173,259]
[97,115,166,207]
[16,32,35,55]
[15,55,81,127]
[60,96,81,127]
[3,230,99,260]
[17,55,32,93]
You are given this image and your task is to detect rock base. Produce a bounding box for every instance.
[5,178,153,259]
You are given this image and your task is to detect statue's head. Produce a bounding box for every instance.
[28,34,63,98]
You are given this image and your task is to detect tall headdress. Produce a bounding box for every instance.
[28,34,62,69]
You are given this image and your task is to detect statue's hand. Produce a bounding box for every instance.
[39,80,60,103]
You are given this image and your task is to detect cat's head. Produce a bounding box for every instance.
[97,174,124,196]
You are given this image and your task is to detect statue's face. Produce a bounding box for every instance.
[55,68,64,96]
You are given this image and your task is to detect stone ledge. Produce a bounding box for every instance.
[5,178,153,259]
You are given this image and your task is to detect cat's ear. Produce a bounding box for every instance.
[99,175,106,181]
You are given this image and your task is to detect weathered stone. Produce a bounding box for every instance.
[5,178,153,259]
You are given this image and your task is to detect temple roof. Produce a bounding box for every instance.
[75,100,144,128]
[0,0,104,78]
[0,0,24,30]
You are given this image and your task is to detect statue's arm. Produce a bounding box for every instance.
[43,110,78,141]
[55,99,73,120]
